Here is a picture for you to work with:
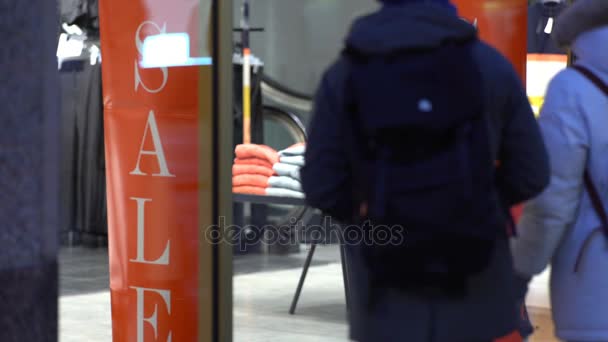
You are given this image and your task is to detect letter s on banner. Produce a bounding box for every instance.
[135,21,169,93]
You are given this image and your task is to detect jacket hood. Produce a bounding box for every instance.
[553,0,608,47]
[572,26,608,75]
[379,0,457,12]
[345,3,477,55]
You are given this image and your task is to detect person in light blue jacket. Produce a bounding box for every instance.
[511,1,608,341]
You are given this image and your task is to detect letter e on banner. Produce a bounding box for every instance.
[130,110,175,177]
[131,286,172,342]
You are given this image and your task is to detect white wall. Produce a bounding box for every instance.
[235,0,379,96]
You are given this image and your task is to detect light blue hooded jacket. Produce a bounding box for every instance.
[512,26,608,341]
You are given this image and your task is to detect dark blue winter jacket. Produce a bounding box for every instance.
[301,3,550,341]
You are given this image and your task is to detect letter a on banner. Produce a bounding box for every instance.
[130,110,176,177]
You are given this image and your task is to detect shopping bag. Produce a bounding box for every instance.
[495,331,522,342]
[494,301,533,342]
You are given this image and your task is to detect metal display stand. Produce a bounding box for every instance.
[232,193,351,314]
[232,52,268,254]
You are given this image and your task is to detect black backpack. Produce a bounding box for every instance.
[341,38,508,299]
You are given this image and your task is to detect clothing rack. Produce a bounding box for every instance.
[59,26,107,247]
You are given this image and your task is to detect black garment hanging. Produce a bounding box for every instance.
[60,56,107,246]
[60,0,99,33]
[527,1,568,54]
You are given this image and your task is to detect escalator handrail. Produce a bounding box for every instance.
[261,80,313,113]
[260,74,314,102]
[262,104,308,140]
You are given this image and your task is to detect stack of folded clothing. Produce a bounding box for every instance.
[232,144,278,195]
[232,143,307,199]
[268,143,306,198]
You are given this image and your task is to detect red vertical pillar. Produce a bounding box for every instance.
[452,1,528,341]
[453,0,528,224]
[453,0,528,82]
[99,0,207,340]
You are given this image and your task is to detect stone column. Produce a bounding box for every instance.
[0,1,60,341]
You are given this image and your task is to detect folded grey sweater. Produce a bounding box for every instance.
[268,176,302,192]
[273,162,301,180]
[266,187,305,199]
[279,155,305,167]
[279,144,306,157]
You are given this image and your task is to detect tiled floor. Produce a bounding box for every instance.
[527,269,558,342]
[59,246,557,342]
[59,248,112,342]
[60,248,110,296]
[59,245,349,342]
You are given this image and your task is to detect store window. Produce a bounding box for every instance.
[54,1,557,342]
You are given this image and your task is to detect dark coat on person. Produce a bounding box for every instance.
[301,3,550,342]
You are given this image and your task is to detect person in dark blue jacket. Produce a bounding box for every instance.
[301,0,550,341]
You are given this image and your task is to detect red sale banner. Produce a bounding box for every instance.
[452,1,529,341]
[454,0,528,82]
[453,0,528,225]
[99,0,212,340]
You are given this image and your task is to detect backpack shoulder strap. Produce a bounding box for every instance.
[571,65,608,271]
[573,65,608,95]
[571,65,608,229]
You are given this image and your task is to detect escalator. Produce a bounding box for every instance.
[261,74,313,113]
[260,76,338,245]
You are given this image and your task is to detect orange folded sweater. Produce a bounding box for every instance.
[233,186,266,196]
[232,164,275,177]
[232,174,270,188]
[234,157,274,169]
[235,144,279,165]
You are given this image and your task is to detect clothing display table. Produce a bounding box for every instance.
[233,194,350,314]
[233,193,305,206]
